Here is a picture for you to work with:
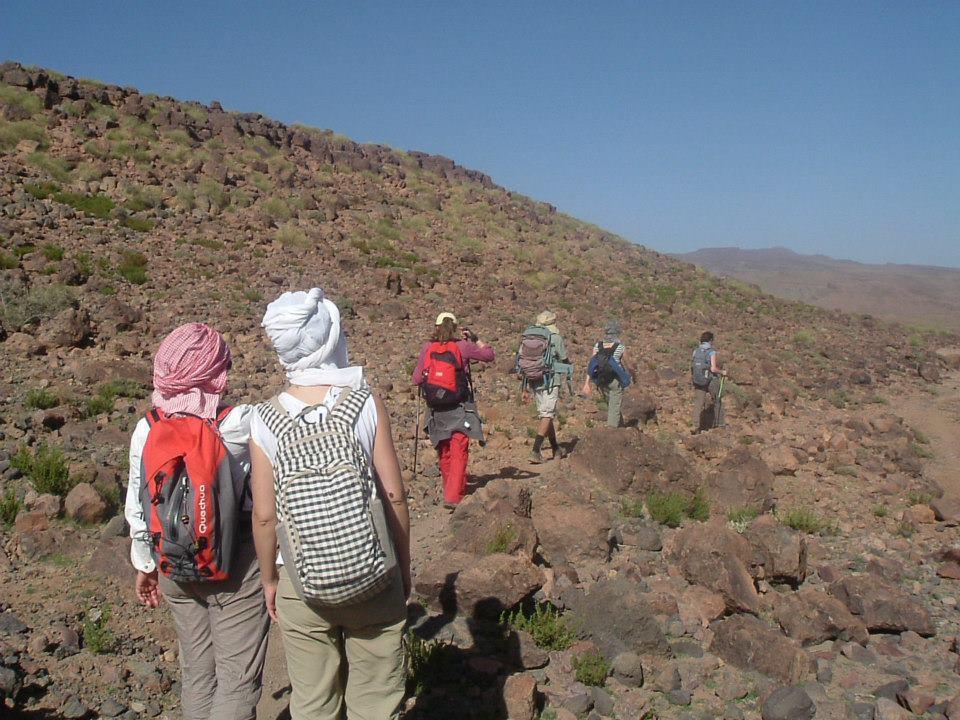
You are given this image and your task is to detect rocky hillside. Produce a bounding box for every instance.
[2,62,960,719]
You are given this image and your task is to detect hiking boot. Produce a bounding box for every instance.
[530,449,543,464]
[552,446,568,460]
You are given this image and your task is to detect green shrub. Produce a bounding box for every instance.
[117,251,148,284]
[646,488,710,527]
[0,84,43,115]
[25,182,58,200]
[11,443,73,497]
[405,631,450,696]
[727,506,760,524]
[793,330,815,347]
[25,388,59,410]
[780,508,823,534]
[0,281,75,329]
[573,649,609,686]
[913,428,930,445]
[124,185,164,212]
[197,179,229,211]
[620,498,645,518]
[41,243,64,261]
[82,606,116,654]
[53,190,115,219]
[907,491,933,506]
[263,197,293,221]
[911,443,934,460]
[485,523,518,554]
[687,488,710,521]
[121,216,155,233]
[0,251,17,269]
[501,604,575,651]
[872,505,888,518]
[27,152,73,183]
[190,236,224,250]
[276,224,310,249]
[0,488,22,527]
[243,288,263,302]
[81,378,147,418]
[0,118,46,151]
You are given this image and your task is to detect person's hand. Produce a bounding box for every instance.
[135,570,161,608]
[262,579,278,621]
[522,390,530,403]
[580,379,592,397]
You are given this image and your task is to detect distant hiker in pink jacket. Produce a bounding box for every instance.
[412,312,495,507]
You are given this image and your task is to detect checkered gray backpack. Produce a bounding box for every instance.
[256,387,396,606]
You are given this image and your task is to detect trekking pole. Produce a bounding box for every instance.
[714,376,726,429]
[412,390,422,481]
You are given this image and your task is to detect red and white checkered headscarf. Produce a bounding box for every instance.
[152,323,231,418]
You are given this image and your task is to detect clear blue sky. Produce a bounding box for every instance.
[3,2,959,266]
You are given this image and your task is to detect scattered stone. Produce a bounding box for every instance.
[566,578,668,657]
[773,588,868,646]
[874,697,912,720]
[502,673,538,720]
[710,615,813,684]
[610,652,644,687]
[760,686,815,720]
[65,482,109,524]
[830,575,935,636]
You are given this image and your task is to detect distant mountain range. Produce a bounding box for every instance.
[676,247,960,332]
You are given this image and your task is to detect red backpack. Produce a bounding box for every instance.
[139,407,239,582]
[421,341,469,408]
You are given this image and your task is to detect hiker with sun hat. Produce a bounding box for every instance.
[411,311,495,508]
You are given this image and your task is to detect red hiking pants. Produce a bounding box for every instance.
[437,432,470,504]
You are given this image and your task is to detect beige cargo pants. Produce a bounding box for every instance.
[159,539,270,720]
[275,567,407,720]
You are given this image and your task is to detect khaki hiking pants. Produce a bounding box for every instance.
[693,378,722,432]
[601,379,623,428]
[159,538,270,720]
[276,567,407,720]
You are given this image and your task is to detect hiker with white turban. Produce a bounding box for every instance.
[583,320,632,428]
[250,288,410,720]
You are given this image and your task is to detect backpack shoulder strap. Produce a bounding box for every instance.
[145,408,162,427]
[257,396,298,439]
[215,405,233,427]
[330,387,372,430]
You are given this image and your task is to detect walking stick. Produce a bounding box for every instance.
[412,390,422,481]
[714,376,726,429]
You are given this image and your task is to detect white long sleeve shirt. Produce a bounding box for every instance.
[124,405,253,573]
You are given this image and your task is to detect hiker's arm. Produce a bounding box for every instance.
[710,352,727,376]
[371,395,411,598]
[250,440,280,620]
[126,421,160,607]
[459,339,495,363]
[411,344,428,385]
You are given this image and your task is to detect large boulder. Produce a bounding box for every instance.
[829,576,935,637]
[773,588,868,646]
[448,479,537,560]
[38,307,91,349]
[665,521,759,613]
[704,447,775,515]
[414,551,542,618]
[64,483,108,525]
[711,615,813,684]
[565,578,668,657]
[743,516,807,585]
[531,486,611,566]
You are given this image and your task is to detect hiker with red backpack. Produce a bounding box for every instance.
[517,310,573,463]
[251,288,411,720]
[125,323,269,720]
[411,311,495,508]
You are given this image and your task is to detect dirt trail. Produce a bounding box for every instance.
[888,366,960,497]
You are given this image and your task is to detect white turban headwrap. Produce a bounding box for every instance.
[261,288,363,388]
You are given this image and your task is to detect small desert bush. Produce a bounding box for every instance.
[0,118,46,151]
[82,606,116,654]
[27,152,73,182]
[573,649,609,686]
[11,443,73,497]
[0,251,17,269]
[0,84,43,115]
[263,197,293,221]
[872,504,888,518]
[907,490,933,506]
[912,443,934,460]
[55,190,115,219]
[646,488,710,527]
[793,330,815,347]
[276,224,310,249]
[41,243,64,261]
[501,604,575,651]
[121,216,155,233]
[0,488,22,527]
[0,282,75,329]
[116,251,148,284]
[124,185,164,212]
[405,631,450,696]
[197,179,229,211]
[620,498,645,518]
[780,507,823,534]
[25,388,59,410]
[82,378,147,418]
[727,506,760,525]
[485,523,518,555]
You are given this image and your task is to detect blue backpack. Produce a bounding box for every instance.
[691,344,713,387]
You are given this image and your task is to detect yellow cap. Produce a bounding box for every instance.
[435,312,457,325]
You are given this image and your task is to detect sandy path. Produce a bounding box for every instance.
[888,365,960,497]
